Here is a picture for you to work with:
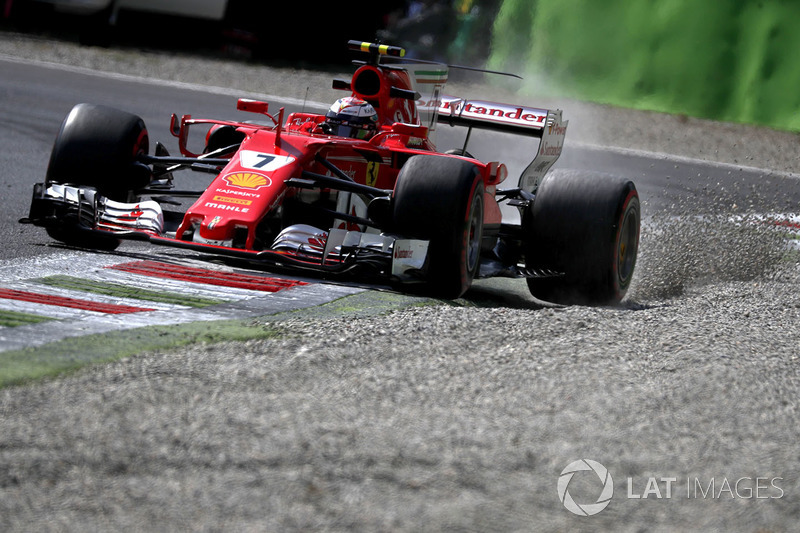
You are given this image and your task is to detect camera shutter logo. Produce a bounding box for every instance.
[558,459,614,516]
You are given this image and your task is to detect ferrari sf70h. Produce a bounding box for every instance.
[23,41,640,302]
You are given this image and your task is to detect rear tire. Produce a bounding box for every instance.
[523,169,640,305]
[392,155,484,298]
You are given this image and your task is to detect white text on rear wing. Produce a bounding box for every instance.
[434,96,549,137]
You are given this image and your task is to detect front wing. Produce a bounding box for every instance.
[22,182,432,282]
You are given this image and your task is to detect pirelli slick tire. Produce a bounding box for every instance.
[523,169,640,305]
[45,226,121,252]
[46,103,151,202]
[392,155,484,299]
[44,104,150,250]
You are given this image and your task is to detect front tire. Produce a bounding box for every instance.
[523,169,640,305]
[44,104,151,250]
[46,103,151,202]
[392,155,484,298]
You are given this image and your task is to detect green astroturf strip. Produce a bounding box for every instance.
[0,310,53,328]
[34,275,226,308]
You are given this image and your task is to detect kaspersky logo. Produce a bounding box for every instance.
[557,459,614,516]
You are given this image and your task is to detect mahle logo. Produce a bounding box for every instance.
[558,459,614,516]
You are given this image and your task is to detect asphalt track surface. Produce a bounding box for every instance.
[2,50,800,531]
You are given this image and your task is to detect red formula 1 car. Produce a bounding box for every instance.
[22,41,640,302]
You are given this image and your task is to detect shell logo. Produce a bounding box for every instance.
[222,172,272,190]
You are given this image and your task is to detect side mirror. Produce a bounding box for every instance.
[237,99,270,115]
[169,113,182,137]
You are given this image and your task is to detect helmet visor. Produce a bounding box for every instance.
[330,122,374,139]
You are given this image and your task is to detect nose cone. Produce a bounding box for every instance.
[201,214,230,241]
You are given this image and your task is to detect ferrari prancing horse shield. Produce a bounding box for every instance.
[366,161,380,187]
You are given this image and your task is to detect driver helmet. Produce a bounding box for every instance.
[325,97,378,139]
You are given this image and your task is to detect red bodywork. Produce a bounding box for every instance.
[164,62,504,254]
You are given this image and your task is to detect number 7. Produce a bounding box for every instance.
[253,154,276,168]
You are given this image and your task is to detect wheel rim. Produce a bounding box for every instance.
[617,199,639,285]
[466,192,483,273]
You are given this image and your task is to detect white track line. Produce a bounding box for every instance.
[0,53,330,110]
[569,141,800,181]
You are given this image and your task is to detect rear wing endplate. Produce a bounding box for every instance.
[435,96,568,193]
[518,110,567,193]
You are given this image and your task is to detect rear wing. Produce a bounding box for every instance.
[438,96,549,136]
[435,96,568,193]
[345,42,567,194]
